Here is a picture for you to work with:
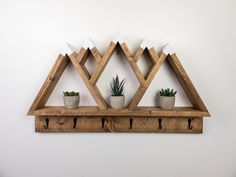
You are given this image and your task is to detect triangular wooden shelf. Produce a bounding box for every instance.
[28,40,210,133]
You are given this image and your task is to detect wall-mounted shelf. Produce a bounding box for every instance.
[27,38,210,133]
[30,106,209,117]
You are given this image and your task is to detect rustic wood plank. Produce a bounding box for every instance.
[134,47,144,62]
[75,47,100,79]
[69,53,107,110]
[35,116,203,133]
[30,106,210,117]
[79,48,90,65]
[90,42,116,85]
[147,47,159,64]
[167,54,208,112]
[119,42,146,84]
[80,65,91,79]
[145,53,166,86]
[128,85,146,110]
[77,117,104,132]
[131,117,202,133]
[128,53,166,110]
[143,48,160,79]
[76,48,87,63]
[28,54,70,115]
[90,47,102,63]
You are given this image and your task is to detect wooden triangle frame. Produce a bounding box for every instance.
[128,51,208,112]
[28,41,210,133]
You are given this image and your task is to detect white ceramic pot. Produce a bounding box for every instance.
[159,95,175,110]
[110,95,125,109]
[63,95,80,109]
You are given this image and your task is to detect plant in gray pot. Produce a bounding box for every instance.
[159,88,177,110]
[110,75,126,109]
[63,91,80,109]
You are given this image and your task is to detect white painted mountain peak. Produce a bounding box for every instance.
[82,37,95,49]
[111,33,124,44]
[60,43,77,55]
[161,43,174,55]
[140,38,154,49]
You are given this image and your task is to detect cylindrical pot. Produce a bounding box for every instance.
[159,95,175,110]
[63,95,80,109]
[110,95,125,109]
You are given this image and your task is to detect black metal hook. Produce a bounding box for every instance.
[44,118,49,129]
[101,118,105,128]
[188,119,193,129]
[158,118,162,129]
[129,118,133,129]
[73,117,77,128]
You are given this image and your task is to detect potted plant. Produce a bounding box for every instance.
[159,88,177,110]
[110,75,126,109]
[63,91,80,109]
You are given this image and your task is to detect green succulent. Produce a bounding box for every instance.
[110,75,126,96]
[160,88,177,97]
[63,91,80,96]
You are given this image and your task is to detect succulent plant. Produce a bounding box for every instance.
[63,91,80,96]
[160,88,177,97]
[110,75,126,96]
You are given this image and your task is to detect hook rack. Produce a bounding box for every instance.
[28,40,210,133]
[35,116,203,133]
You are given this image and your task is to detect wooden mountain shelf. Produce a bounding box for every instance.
[27,38,210,133]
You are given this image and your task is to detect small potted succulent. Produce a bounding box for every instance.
[110,75,126,109]
[63,91,80,109]
[159,88,177,110]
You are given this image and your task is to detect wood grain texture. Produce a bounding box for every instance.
[167,54,209,112]
[35,116,203,133]
[79,48,90,65]
[146,47,158,64]
[28,40,210,133]
[30,106,210,117]
[90,42,116,85]
[90,47,102,63]
[134,47,144,62]
[80,65,91,79]
[128,53,166,110]
[145,53,165,85]
[119,42,146,84]
[28,54,69,115]
[69,52,107,110]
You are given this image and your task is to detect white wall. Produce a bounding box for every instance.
[0,0,235,177]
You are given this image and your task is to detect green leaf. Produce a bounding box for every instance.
[110,75,126,96]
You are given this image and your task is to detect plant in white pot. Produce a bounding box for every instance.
[159,88,177,110]
[63,91,80,109]
[110,75,126,109]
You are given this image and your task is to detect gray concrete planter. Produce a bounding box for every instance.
[159,95,175,110]
[110,95,125,109]
[63,95,80,109]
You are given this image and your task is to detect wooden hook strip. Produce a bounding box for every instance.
[35,116,203,133]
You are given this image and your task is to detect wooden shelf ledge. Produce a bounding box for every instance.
[29,106,210,117]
